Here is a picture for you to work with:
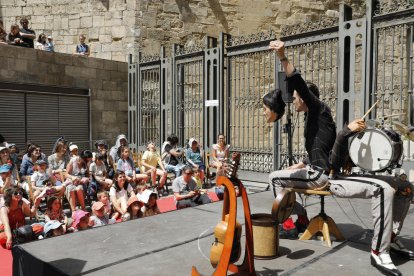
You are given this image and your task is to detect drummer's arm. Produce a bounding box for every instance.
[329,122,362,171]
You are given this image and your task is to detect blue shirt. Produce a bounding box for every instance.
[20,158,36,177]
[77,43,88,53]
[186,148,203,164]
[46,42,54,51]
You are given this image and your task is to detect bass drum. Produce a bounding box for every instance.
[349,127,403,172]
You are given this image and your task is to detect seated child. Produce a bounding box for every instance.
[117,146,148,187]
[0,164,29,206]
[141,141,167,196]
[192,168,202,190]
[69,144,78,158]
[73,210,92,232]
[31,160,65,201]
[44,196,72,232]
[89,152,113,190]
[135,183,146,196]
[89,201,114,227]
[97,190,112,217]
[141,191,161,217]
[44,220,65,238]
[8,144,22,166]
[123,197,143,221]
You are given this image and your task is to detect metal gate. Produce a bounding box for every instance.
[129,0,414,181]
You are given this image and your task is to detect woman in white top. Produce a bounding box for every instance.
[211,134,230,171]
[36,33,48,50]
[110,170,136,217]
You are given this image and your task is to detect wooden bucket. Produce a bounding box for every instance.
[251,213,279,260]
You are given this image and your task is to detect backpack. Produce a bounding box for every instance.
[13,225,35,244]
[87,174,100,197]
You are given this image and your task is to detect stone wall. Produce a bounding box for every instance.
[0,0,365,62]
[0,43,128,141]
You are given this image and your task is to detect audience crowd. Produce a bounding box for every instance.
[0,132,230,249]
[0,18,89,55]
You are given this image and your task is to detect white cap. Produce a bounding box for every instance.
[47,36,53,39]
[69,145,78,151]
[188,138,198,147]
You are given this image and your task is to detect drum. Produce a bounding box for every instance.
[349,127,403,172]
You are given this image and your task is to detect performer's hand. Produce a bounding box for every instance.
[269,40,286,60]
[348,119,366,133]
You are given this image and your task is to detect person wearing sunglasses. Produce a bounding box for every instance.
[36,33,48,50]
[0,186,43,249]
[19,18,36,48]
[20,145,45,183]
[22,142,48,164]
[172,165,211,209]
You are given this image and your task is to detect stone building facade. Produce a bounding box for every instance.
[0,44,128,141]
[0,0,365,62]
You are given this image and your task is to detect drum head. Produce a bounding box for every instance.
[349,128,393,171]
[272,189,296,224]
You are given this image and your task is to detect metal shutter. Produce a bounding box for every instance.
[58,96,90,152]
[0,91,26,151]
[26,94,60,155]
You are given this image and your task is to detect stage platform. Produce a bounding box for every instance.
[13,189,414,276]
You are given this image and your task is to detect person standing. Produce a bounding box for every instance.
[74,35,90,57]
[19,18,36,48]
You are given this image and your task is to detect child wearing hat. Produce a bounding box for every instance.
[44,220,65,238]
[123,196,143,221]
[140,190,161,217]
[46,36,54,51]
[31,160,65,203]
[89,201,114,227]
[0,164,30,207]
[69,145,78,158]
[73,210,92,232]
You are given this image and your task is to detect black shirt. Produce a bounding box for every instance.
[165,144,178,166]
[19,28,35,48]
[0,134,5,144]
[329,124,356,172]
[287,69,336,170]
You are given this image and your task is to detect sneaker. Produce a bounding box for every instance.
[371,252,402,276]
[390,239,414,260]
[38,235,44,240]
[279,224,298,240]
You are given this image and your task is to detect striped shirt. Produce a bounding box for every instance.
[287,69,336,170]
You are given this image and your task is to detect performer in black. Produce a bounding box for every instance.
[327,119,413,276]
[268,40,337,238]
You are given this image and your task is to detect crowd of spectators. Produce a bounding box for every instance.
[0,132,231,249]
[0,18,90,55]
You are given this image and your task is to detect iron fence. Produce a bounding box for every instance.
[128,0,414,181]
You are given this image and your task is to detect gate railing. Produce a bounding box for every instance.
[128,0,414,181]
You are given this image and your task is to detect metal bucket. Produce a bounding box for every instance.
[251,213,279,260]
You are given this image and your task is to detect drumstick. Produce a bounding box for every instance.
[378,113,406,119]
[361,99,380,121]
